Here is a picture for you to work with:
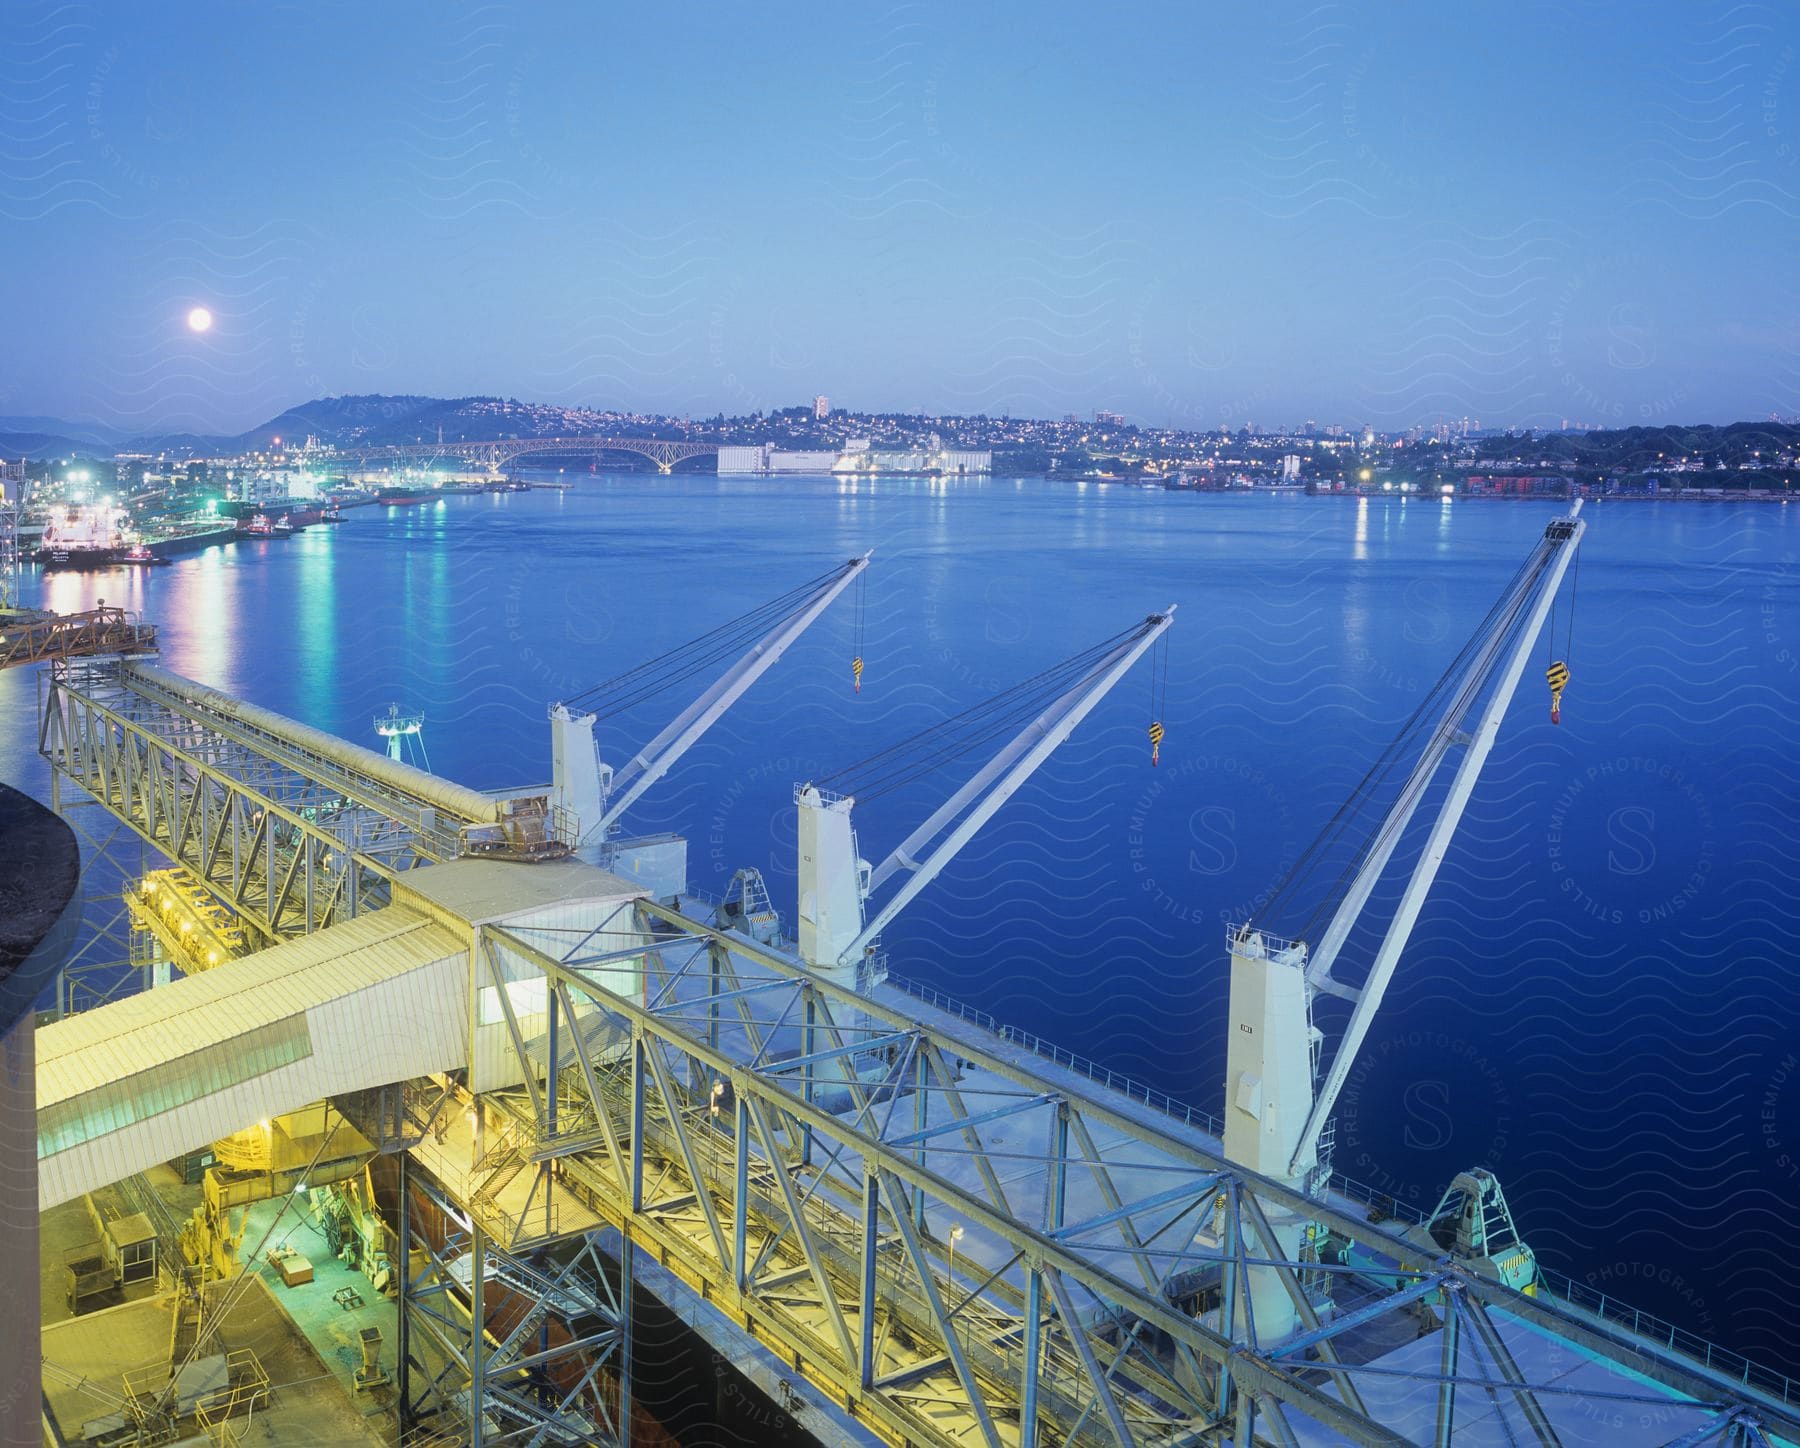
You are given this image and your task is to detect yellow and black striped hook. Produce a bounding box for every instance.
[1546,660,1569,724]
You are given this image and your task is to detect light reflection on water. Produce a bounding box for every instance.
[0,480,1796,1369]
[293,527,338,726]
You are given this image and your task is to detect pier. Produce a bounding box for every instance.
[16,646,1798,1446]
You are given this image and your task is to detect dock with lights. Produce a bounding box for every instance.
[13,530,1800,1447]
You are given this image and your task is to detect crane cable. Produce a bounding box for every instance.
[1259,536,1556,942]
[816,621,1151,801]
[1290,563,1545,947]
[1546,545,1579,724]
[1147,631,1169,766]
[1278,526,1578,947]
[563,562,854,720]
[852,566,867,694]
[819,629,1137,800]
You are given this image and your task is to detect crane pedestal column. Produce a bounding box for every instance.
[550,704,608,843]
[1221,928,1320,1342]
[795,786,877,1060]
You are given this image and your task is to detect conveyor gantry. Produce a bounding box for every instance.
[38,657,556,945]
[452,896,1800,1448]
[1,605,156,671]
[32,656,1800,1448]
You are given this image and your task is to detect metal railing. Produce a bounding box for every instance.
[856,950,889,994]
[884,973,1800,1409]
[795,782,851,808]
[1533,1265,1797,1406]
[469,1189,562,1251]
[1326,1171,1428,1226]
[887,974,1226,1137]
[1224,922,1303,959]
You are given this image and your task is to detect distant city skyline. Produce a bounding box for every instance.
[3,3,1796,435]
[14,389,1784,454]
[9,391,1800,462]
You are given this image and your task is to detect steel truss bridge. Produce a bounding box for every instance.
[36,660,1800,1448]
[341,436,721,475]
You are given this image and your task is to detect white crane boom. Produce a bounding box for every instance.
[597,550,871,837]
[1220,503,1584,1341]
[866,672,1090,894]
[796,607,1174,987]
[552,552,871,845]
[1287,504,1584,1174]
[1304,545,1561,996]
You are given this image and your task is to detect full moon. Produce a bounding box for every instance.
[186,306,213,333]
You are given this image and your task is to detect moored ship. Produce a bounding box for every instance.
[33,504,130,569]
[223,497,322,530]
[374,482,438,505]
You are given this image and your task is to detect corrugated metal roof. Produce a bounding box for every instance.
[37,907,465,1108]
[394,855,642,926]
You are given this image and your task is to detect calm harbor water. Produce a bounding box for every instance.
[3,476,1796,1371]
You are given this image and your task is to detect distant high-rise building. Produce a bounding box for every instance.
[1094,409,1125,427]
[813,395,830,419]
[1301,419,1316,437]
[1280,454,1302,481]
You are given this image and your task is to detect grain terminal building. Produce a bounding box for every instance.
[717,440,991,475]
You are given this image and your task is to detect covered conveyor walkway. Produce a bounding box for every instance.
[35,907,469,1210]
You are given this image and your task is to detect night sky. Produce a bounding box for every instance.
[3,1,1796,433]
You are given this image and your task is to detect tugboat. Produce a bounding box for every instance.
[121,543,171,567]
[236,513,276,539]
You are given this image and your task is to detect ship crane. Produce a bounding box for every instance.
[794,606,1175,997]
[1225,503,1585,1338]
[550,553,871,859]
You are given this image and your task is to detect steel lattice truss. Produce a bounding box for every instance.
[35,660,1798,1445]
[38,660,464,943]
[345,436,720,475]
[0,605,157,671]
[469,900,1800,1448]
[398,1167,628,1446]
